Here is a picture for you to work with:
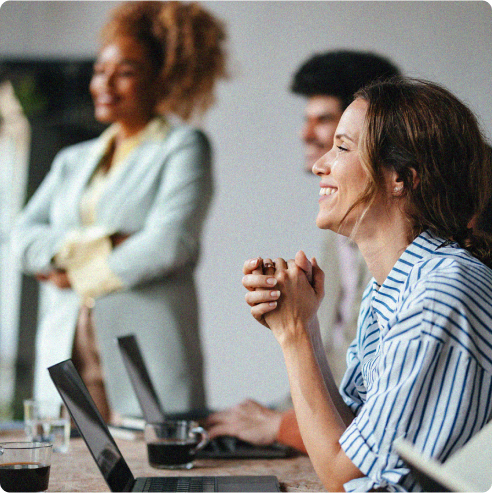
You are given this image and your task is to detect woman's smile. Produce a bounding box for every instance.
[313,99,369,233]
[319,186,338,199]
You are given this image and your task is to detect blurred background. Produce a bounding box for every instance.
[0,1,491,418]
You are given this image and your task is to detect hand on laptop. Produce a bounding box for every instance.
[205,399,283,446]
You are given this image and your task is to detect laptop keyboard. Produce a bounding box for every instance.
[141,476,215,492]
[197,436,292,459]
[205,436,242,453]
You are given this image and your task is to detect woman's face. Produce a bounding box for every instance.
[312,98,372,235]
[90,36,160,135]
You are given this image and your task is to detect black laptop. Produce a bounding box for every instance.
[116,334,295,459]
[48,359,280,492]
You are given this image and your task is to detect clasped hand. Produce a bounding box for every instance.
[36,269,71,289]
[242,251,324,345]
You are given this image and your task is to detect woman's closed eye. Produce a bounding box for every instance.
[93,65,105,76]
[117,67,138,77]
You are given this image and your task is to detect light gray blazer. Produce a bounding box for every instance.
[12,123,213,415]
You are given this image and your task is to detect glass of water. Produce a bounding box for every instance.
[23,400,70,453]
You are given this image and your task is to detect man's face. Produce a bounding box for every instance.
[301,95,344,173]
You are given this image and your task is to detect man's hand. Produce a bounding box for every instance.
[205,399,283,446]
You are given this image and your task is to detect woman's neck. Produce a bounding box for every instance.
[115,112,159,142]
[116,120,149,142]
[352,211,415,286]
[101,116,155,173]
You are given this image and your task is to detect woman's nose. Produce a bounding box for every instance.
[104,71,116,88]
[312,148,334,176]
[95,68,116,90]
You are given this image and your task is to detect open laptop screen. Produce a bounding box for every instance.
[48,359,134,492]
[117,334,166,423]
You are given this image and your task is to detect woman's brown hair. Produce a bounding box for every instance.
[355,77,492,266]
[100,1,228,121]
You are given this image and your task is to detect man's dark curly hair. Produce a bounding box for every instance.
[291,50,400,110]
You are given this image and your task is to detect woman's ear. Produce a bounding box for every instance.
[388,170,404,196]
[409,167,420,189]
[389,168,420,196]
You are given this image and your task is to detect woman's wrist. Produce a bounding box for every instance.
[277,325,313,355]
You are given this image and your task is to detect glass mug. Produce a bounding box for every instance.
[0,441,52,492]
[144,420,208,469]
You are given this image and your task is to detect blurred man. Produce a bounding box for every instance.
[206,51,401,452]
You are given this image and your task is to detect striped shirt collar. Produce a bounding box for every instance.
[371,229,456,334]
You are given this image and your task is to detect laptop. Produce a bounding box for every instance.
[116,334,295,459]
[393,435,491,492]
[48,359,281,492]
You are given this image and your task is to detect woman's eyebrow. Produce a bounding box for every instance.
[119,58,142,66]
[335,132,356,143]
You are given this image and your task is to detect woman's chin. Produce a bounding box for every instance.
[316,214,335,231]
[93,108,117,125]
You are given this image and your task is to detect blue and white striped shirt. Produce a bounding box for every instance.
[339,230,492,492]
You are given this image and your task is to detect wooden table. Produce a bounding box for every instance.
[0,428,324,492]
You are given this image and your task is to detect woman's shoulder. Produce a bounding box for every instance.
[409,251,492,319]
[133,121,213,170]
[53,138,100,161]
[399,248,491,316]
[394,253,492,373]
[165,122,211,149]
[411,247,492,287]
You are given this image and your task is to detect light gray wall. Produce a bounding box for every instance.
[1,1,491,410]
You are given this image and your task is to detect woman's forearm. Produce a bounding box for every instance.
[309,317,354,426]
[281,330,363,491]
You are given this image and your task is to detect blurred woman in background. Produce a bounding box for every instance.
[13,1,227,421]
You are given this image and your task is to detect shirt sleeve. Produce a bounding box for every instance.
[53,226,124,300]
[339,290,374,415]
[340,284,492,492]
[339,338,365,416]
[10,148,80,274]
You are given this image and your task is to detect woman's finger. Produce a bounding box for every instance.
[242,273,277,291]
[250,302,277,326]
[273,257,288,270]
[243,257,262,275]
[311,257,325,300]
[295,250,313,284]
[263,257,275,276]
[245,289,280,307]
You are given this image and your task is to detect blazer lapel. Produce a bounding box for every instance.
[64,137,108,226]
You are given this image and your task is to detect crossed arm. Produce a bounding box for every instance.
[34,233,130,291]
[242,252,363,491]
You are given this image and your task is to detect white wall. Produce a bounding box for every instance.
[1,1,491,410]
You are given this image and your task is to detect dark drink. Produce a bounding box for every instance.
[0,462,50,492]
[147,442,198,468]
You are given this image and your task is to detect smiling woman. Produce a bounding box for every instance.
[242,77,492,492]
[90,37,162,138]
[11,1,228,422]
[313,99,372,237]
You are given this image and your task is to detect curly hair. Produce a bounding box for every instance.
[354,77,492,267]
[291,51,400,110]
[100,1,228,120]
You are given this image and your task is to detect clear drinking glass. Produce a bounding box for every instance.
[24,399,70,453]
